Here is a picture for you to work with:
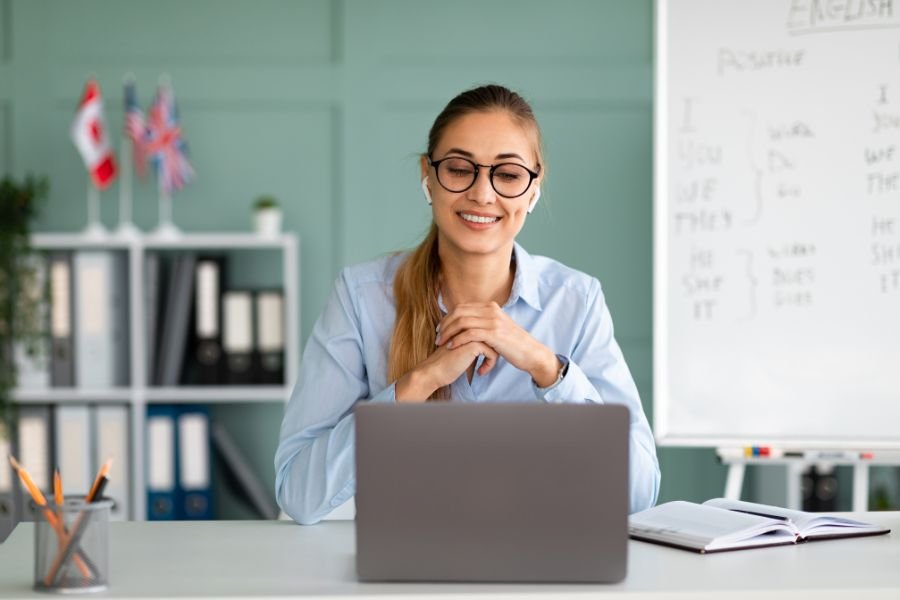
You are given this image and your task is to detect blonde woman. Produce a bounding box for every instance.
[275,84,660,525]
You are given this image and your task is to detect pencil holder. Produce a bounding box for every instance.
[33,497,113,594]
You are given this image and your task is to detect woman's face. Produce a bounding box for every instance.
[422,110,541,259]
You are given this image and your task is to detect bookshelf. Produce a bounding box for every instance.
[10,232,300,522]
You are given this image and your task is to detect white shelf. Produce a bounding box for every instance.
[12,387,133,403]
[31,231,296,250]
[145,386,290,403]
[12,230,300,522]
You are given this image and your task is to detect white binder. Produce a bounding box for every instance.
[54,405,93,495]
[95,405,130,520]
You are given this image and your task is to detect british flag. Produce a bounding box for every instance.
[145,83,194,195]
[124,79,148,178]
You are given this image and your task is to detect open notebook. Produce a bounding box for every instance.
[629,498,890,553]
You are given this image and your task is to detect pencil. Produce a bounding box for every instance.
[54,469,63,507]
[8,457,93,579]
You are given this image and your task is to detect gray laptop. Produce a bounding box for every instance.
[354,402,629,583]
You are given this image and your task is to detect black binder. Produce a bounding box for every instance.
[192,257,226,385]
[254,290,284,385]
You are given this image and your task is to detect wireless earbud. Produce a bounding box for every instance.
[421,177,433,206]
[527,186,541,213]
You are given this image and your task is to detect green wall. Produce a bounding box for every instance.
[0,0,732,515]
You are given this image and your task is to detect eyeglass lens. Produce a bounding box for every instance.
[435,157,533,198]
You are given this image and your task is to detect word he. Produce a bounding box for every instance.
[769,121,814,141]
[676,178,718,203]
[677,139,723,169]
[768,242,816,259]
[717,48,804,76]
[673,209,733,233]
[867,171,900,194]
[872,216,895,235]
[786,0,895,31]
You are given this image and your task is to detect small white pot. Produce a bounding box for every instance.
[254,207,282,237]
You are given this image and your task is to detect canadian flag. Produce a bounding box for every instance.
[70,79,117,190]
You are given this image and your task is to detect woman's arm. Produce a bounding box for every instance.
[533,278,661,514]
[273,269,394,525]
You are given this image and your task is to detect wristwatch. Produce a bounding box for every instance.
[537,356,568,389]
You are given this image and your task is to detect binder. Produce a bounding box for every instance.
[53,405,93,496]
[48,252,74,387]
[0,422,17,542]
[16,405,53,521]
[211,421,278,520]
[94,405,130,520]
[155,253,197,386]
[222,291,253,384]
[73,251,129,388]
[146,405,178,520]
[193,258,225,384]
[14,253,49,390]
[254,290,284,385]
[177,405,213,519]
[144,253,162,385]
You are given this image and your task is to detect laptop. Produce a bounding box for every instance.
[354,402,630,583]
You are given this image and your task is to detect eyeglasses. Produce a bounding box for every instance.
[428,156,540,199]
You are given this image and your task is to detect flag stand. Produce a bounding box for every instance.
[82,181,107,239]
[152,190,181,239]
[115,137,141,240]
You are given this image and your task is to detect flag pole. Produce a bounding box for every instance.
[153,187,180,239]
[116,74,140,239]
[82,178,107,239]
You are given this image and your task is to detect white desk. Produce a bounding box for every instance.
[0,514,898,599]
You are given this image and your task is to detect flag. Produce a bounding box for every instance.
[124,79,148,178]
[145,83,194,195]
[70,79,117,190]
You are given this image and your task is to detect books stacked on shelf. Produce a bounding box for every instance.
[145,252,285,386]
[3,404,131,531]
[629,498,890,554]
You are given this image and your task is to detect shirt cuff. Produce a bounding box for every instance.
[533,355,603,404]
[369,383,397,404]
[532,354,569,398]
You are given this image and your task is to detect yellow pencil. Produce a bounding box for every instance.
[54,469,63,506]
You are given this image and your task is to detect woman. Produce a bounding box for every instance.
[275,84,660,525]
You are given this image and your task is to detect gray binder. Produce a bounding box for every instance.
[155,253,197,386]
[48,252,74,387]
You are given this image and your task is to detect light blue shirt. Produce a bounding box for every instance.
[275,243,660,524]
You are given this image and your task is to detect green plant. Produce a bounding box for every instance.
[0,175,48,425]
[253,195,279,211]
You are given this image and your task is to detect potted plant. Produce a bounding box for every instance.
[0,175,47,432]
[253,195,282,238]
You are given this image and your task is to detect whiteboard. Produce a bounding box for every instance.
[654,0,900,448]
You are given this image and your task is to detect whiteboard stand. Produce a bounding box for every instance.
[717,449,900,512]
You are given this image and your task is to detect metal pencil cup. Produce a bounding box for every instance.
[33,497,112,594]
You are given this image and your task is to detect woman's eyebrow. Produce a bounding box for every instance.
[443,148,526,162]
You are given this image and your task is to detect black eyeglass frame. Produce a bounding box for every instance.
[428,156,541,199]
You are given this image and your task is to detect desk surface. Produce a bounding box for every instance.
[0,513,898,599]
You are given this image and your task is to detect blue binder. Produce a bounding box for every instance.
[146,405,178,520]
[175,405,213,520]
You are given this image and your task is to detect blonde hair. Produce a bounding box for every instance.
[387,85,543,400]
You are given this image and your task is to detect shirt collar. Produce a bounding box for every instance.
[435,242,543,313]
[508,242,542,311]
